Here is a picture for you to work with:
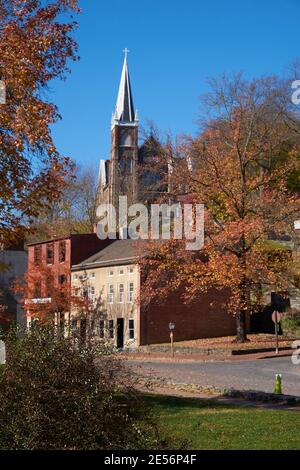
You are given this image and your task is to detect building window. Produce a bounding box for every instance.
[99,320,105,339]
[118,268,124,275]
[34,281,41,299]
[34,245,42,265]
[58,274,66,285]
[46,243,54,265]
[108,320,114,339]
[90,272,95,279]
[82,288,88,299]
[108,284,114,303]
[129,319,134,339]
[46,280,52,298]
[89,286,95,301]
[118,284,124,303]
[108,269,114,277]
[128,267,134,274]
[71,319,77,335]
[73,274,78,280]
[59,241,66,263]
[73,287,80,297]
[128,282,134,302]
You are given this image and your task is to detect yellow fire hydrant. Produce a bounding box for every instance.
[274,374,282,394]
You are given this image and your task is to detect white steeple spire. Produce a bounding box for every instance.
[113,49,136,124]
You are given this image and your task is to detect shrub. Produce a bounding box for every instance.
[0,325,159,450]
[281,311,300,337]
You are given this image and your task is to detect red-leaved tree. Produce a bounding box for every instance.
[140,73,300,342]
[0,0,79,246]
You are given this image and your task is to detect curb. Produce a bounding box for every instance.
[224,388,300,405]
[137,346,292,357]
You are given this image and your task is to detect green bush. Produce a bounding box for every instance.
[0,325,159,450]
[281,313,300,337]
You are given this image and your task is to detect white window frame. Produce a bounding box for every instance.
[89,286,95,302]
[108,269,114,277]
[118,267,124,276]
[128,282,134,303]
[118,283,125,303]
[128,319,134,339]
[108,284,114,304]
[127,267,134,274]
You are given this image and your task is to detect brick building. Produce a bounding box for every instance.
[71,239,236,348]
[26,234,113,321]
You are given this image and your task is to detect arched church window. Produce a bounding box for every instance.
[120,132,132,147]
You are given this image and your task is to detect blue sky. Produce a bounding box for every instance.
[50,0,300,169]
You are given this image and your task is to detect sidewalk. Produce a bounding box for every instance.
[122,348,293,363]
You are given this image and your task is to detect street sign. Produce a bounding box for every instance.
[169,322,176,331]
[272,311,281,354]
[272,311,281,323]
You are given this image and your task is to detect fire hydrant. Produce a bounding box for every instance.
[274,374,282,394]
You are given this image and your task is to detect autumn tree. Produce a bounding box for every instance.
[141,73,300,342]
[27,165,99,243]
[13,264,109,345]
[0,0,79,247]
[13,263,72,326]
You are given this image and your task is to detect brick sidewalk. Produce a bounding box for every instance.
[122,348,293,363]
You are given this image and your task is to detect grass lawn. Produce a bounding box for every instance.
[146,394,300,450]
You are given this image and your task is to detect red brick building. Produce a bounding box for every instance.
[71,240,237,348]
[27,234,113,304]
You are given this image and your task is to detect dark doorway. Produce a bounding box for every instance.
[117,318,124,349]
[250,291,290,334]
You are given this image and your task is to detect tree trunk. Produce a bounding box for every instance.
[235,310,248,343]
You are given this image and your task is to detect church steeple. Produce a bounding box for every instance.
[112,49,138,127]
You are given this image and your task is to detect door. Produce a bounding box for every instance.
[117,318,124,349]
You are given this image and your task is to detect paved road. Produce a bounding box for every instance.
[128,356,300,396]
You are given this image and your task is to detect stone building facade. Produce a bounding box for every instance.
[71,240,236,348]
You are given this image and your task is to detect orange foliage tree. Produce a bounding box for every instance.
[13,264,73,325]
[140,73,300,342]
[13,265,104,342]
[0,0,79,246]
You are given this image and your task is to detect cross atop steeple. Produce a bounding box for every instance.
[113,50,137,125]
[123,47,130,59]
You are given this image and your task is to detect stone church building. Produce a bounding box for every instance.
[97,52,167,210]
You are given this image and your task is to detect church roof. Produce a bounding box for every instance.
[114,53,136,123]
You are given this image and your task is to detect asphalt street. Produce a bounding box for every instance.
[128,356,300,396]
